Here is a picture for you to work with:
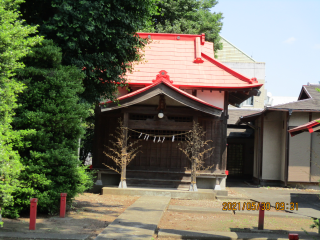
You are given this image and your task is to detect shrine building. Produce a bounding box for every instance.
[92,33,263,191]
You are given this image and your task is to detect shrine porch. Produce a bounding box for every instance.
[100,185,227,199]
[92,169,227,193]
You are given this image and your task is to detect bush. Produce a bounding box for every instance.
[2,40,94,218]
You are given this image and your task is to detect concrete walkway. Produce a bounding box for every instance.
[95,196,170,240]
[228,182,320,219]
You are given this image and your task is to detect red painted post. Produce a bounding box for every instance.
[29,198,38,230]
[289,233,299,240]
[60,193,67,218]
[258,202,265,230]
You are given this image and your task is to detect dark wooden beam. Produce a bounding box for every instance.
[128,119,192,131]
[227,124,252,129]
[121,105,216,118]
[221,91,228,171]
[102,82,221,116]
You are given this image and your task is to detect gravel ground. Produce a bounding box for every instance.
[2,193,139,239]
[159,211,317,233]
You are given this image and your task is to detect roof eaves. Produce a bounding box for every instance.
[201,53,257,84]
[177,83,263,90]
[288,119,320,136]
[237,104,320,126]
[160,80,223,110]
[101,71,223,111]
[235,109,265,125]
[270,98,312,109]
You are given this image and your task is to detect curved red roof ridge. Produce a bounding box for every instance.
[201,53,256,84]
[101,71,223,111]
[137,32,202,41]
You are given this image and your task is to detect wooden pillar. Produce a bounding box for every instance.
[221,91,229,171]
[190,116,198,192]
[119,112,128,188]
[284,110,292,187]
[258,115,264,183]
[92,104,101,169]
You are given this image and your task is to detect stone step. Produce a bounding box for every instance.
[101,186,220,199]
[126,170,191,181]
[128,184,189,190]
[126,178,190,189]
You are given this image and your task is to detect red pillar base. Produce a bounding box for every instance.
[258,203,265,230]
[29,198,38,230]
[289,233,299,240]
[60,193,67,218]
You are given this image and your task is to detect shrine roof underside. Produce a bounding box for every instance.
[101,71,222,117]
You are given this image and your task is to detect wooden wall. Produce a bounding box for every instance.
[93,105,223,172]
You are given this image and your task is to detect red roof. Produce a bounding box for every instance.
[102,70,223,111]
[288,118,320,137]
[124,32,263,90]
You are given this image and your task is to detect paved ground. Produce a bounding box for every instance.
[95,196,170,240]
[168,205,310,218]
[1,182,320,239]
[1,193,138,240]
[0,232,89,240]
[158,229,320,239]
[227,180,320,219]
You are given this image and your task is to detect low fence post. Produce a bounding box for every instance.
[29,198,38,230]
[288,233,299,240]
[258,202,264,230]
[60,193,67,218]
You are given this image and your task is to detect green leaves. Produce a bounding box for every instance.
[0,0,42,211]
[144,0,223,52]
[20,0,157,103]
[2,40,94,217]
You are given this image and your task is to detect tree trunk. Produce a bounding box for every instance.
[119,149,127,188]
[189,157,198,191]
[0,207,2,227]
[119,114,128,188]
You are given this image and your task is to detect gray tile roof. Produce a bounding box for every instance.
[236,85,320,125]
[269,85,320,111]
[228,108,263,124]
[303,85,320,99]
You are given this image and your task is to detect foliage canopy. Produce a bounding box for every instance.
[20,0,157,103]
[0,0,41,211]
[3,40,93,218]
[144,0,223,52]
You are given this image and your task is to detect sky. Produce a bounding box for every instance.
[213,0,320,97]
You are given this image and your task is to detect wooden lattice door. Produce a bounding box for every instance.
[227,143,244,176]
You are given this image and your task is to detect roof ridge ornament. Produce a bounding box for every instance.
[193,37,204,64]
[250,78,258,84]
[152,70,173,84]
[201,33,205,45]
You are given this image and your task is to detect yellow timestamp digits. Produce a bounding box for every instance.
[274,202,298,211]
[222,202,271,211]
